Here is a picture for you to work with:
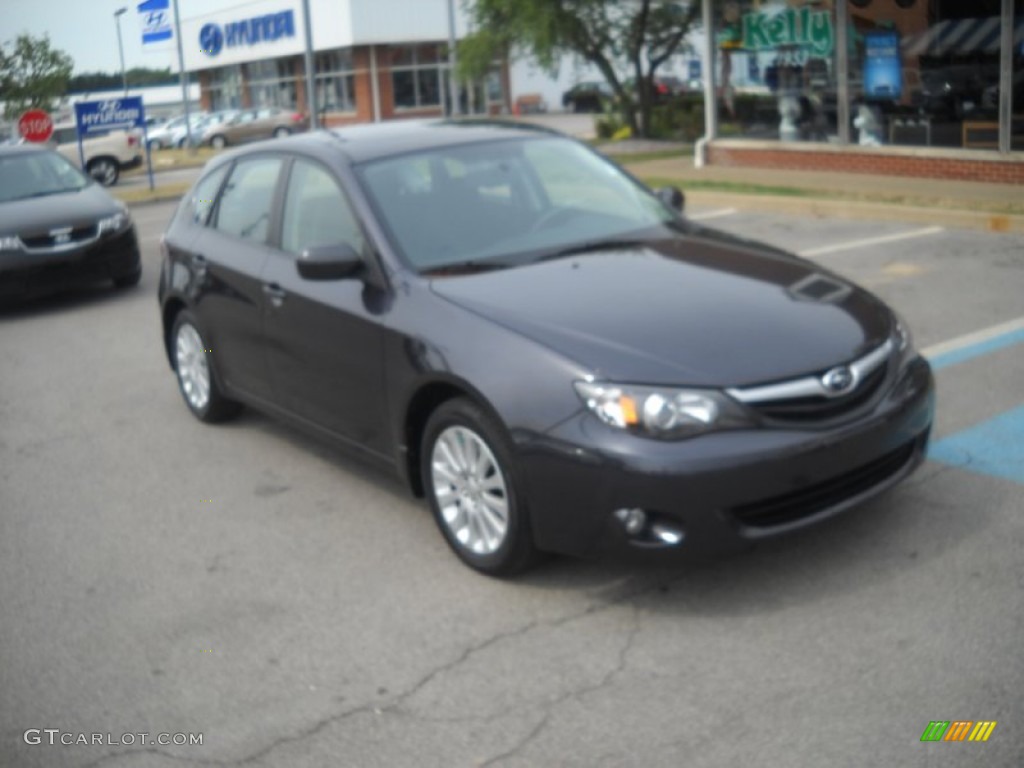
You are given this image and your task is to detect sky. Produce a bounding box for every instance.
[4,0,253,74]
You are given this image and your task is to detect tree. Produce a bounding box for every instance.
[69,67,177,94]
[459,0,700,137]
[0,33,73,120]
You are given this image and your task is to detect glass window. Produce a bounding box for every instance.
[188,164,230,225]
[280,160,365,256]
[315,49,357,113]
[391,43,448,109]
[847,0,1011,150]
[214,157,283,243]
[714,1,838,142]
[205,64,243,110]
[358,137,672,271]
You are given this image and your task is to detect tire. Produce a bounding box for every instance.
[148,138,163,151]
[273,126,291,138]
[170,310,241,423]
[113,268,141,289]
[421,398,540,576]
[210,134,227,149]
[87,157,119,187]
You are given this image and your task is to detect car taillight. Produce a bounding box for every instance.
[127,134,138,146]
[656,83,668,94]
[291,113,303,122]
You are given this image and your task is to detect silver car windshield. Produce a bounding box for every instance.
[0,151,91,203]
[357,137,675,272]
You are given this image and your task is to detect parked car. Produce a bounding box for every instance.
[48,122,142,186]
[562,81,614,113]
[201,107,308,148]
[158,122,933,576]
[0,144,141,300]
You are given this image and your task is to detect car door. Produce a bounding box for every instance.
[189,154,285,402]
[260,156,390,455]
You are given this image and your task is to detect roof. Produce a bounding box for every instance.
[325,119,564,164]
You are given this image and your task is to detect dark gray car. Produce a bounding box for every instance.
[158,122,934,576]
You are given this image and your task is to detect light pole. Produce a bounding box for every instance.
[114,7,128,96]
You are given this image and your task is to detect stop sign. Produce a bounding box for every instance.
[18,109,54,143]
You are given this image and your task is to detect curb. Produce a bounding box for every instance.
[682,191,1024,234]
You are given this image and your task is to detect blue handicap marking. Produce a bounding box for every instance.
[928,405,1024,485]
[928,327,1024,371]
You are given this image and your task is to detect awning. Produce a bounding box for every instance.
[902,17,1024,58]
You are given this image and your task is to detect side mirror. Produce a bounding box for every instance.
[297,243,363,281]
[656,186,685,213]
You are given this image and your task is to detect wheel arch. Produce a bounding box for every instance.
[161,298,188,369]
[402,377,508,498]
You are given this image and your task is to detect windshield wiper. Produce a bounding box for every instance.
[533,237,651,264]
[421,260,511,277]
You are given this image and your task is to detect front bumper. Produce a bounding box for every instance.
[517,356,934,561]
[0,227,141,300]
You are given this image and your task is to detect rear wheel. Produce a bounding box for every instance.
[421,398,540,576]
[210,134,227,149]
[87,157,119,186]
[273,126,291,138]
[170,310,241,423]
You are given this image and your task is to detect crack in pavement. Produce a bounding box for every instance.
[76,576,664,768]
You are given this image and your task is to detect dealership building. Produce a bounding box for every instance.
[180,0,506,126]
[179,0,1023,183]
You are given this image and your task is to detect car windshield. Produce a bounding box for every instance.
[0,151,91,202]
[357,136,676,272]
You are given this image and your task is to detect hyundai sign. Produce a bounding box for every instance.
[138,0,173,46]
[74,97,146,136]
[200,10,296,57]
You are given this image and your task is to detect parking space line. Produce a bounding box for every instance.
[929,404,1024,485]
[689,208,737,221]
[798,226,943,257]
[923,316,1024,371]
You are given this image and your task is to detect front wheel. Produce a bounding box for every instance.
[273,126,291,138]
[210,134,227,149]
[87,157,119,186]
[170,310,241,423]
[421,398,540,576]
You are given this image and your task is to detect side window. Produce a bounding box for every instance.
[280,160,365,256]
[213,156,283,243]
[189,164,229,225]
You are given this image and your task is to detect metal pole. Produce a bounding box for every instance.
[302,0,318,129]
[369,45,381,122]
[701,0,717,140]
[447,0,459,116]
[115,8,128,96]
[835,0,849,144]
[172,0,193,150]
[997,0,1013,154]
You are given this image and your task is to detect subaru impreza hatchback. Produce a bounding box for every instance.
[158,121,934,576]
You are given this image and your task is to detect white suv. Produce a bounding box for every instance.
[48,123,143,186]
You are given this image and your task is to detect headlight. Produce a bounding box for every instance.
[892,312,914,356]
[574,381,749,439]
[0,235,20,251]
[98,212,128,235]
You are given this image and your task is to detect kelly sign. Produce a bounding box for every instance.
[742,6,833,57]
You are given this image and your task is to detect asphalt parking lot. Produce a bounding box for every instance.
[1,199,1022,767]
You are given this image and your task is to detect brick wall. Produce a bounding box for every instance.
[708,145,1024,185]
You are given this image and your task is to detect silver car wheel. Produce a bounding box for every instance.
[431,426,509,555]
[174,323,211,412]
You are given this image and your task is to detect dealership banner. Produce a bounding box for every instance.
[138,0,173,46]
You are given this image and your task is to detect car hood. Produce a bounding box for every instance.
[0,184,122,236]
[429,228,894,387]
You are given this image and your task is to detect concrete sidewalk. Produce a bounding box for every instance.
[621,155,1024,233]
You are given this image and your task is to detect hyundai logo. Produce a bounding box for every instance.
[199,23,224,57]
[821,366,856,395]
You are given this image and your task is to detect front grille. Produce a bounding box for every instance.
[21,225,97,249]
[749,364,889,422]
[732,439,917,528]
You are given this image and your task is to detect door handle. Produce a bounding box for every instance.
[262,282,287,306]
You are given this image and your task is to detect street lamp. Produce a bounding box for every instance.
[114,7,128,96]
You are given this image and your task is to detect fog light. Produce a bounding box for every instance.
[614,507,647,536]
[651,523,684,545]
